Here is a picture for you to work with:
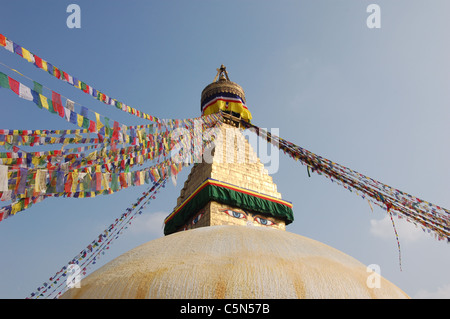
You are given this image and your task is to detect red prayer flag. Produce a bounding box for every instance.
[119,173,127,188]
[88,120,96,133]
[95,172,102,191]
[53,67,61,79]
[51,91,65,117]
[64,173,73,193]
[34,55,43,69]
[58,104,65,117]
[8,77,19,95]
[63,71,69,82]
[0,34,5,47]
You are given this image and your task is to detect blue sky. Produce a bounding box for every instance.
[0,0,450,299]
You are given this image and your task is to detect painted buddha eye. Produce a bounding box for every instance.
[192,213,204,225]
[223,210,246,219]
[255,216,275,226]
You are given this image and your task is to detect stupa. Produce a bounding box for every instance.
[60,66,409,299]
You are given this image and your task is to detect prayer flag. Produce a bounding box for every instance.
[34,55,43,69]
[65,99,75,111]
[95,113,104,132]
[62,71,69,82]
[31,89,40,107]
[22,48,34,63]
[77,114,83,128]
[80,106,88,117]
[33,81,43,94]
[46,62,53,76]
[19,83,33,101]
[52,91,64,117]
[13,43,22,56]
[35,169,47,193]
[88,120,96,133]
[38,95,49,109]
[0,72,10,89]
[69,111,77,124]
[15,168,28,195]
[56,171,65,193]
[0,165,8,191]
[82,117,90,129]
[41,60,48,72]
[64,107,71,122]
[53,67,61,79]
[4,39,13,52]
[8,77,20,95]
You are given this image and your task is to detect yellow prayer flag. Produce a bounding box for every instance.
[34,170,41,193]
[35,169,47,193]
[71,171,79,193]
[95,112,104,131]
[41,60,48,72]
[39,94,49,110]
[102,173,110,190]
[32,156,40,167]
[11,201,21,215]
[86,151,97,161]
[21,48,34,63]
[77,114,83,128]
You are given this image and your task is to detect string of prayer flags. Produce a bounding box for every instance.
[28,179,167,299]
[0,33,180,124]
[0,71,121,136]
[0,68,222,151]
[240,117,450,244]
[1,120,212,222]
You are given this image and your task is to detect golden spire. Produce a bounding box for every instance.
[213,64,230,82]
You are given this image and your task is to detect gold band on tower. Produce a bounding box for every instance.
[200,65,252,123]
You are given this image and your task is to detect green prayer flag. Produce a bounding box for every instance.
[33,81,43,94]
[104,117,110,128]
[83,173,91,191]
[111,173,119,192]
[0,72,10,89]
[48,101,57,114]
[82,117,90,129]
